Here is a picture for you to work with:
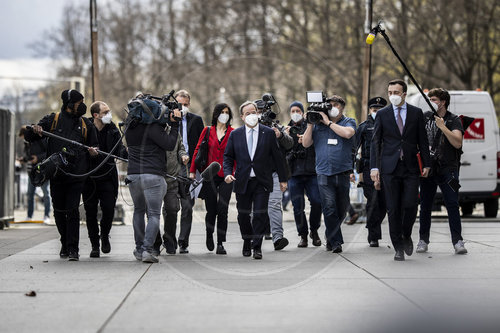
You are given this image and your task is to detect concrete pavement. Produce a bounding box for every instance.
[1,211,500,332]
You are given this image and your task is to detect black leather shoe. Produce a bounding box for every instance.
[90,246,100,258]
[404,237,413,256]
[206,234,215,251]
[332,245,343,253]
[369,240,379,247]
[59,246,68,259]
[394,249,405,261]
[274,237,289,250]
[242,240,252,257]
[310,230,322,246]
[297,236,308,248]
[253,249,262,260]
[68,251,79,261]
[101,236,111,254]
[216,244,227,255]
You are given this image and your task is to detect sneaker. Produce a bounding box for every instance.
[416,240,428,253]
[43,216,52,225]
[90,246,100,258]
[133,249,142,260]
[142,251,159,263]
[24,216,32,222]
[454,240,468,255]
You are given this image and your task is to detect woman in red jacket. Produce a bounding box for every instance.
[190,103,234,254]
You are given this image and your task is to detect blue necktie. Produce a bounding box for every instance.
[248,128,254,158]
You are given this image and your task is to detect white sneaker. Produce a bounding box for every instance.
[416,240,428,253]
[24,216,32,222]
[43,216,52,225]
[142,251,159,263]
[454,240,468,254]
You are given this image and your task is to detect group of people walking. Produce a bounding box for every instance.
[24,78,467,263]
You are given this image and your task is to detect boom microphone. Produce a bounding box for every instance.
[200,162,221,181]
[365,21,383,45]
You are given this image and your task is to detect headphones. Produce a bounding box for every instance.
[67,89,74,110]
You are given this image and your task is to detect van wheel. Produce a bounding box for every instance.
[484,199,499,218]
[461,203,474,217]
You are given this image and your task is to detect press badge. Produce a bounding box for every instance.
[328,138,338,145]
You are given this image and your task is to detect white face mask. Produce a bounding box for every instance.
[430,101,439,111]
[328,107,339,118]
[245,114,259,127]
[371,112,377,120]
[218,113,229,124]
[101,112,112,124]
[291,112,303,123]
[389,95,402,106]
[182,106,189,117]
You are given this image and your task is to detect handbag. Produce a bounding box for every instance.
[194,126,211,172]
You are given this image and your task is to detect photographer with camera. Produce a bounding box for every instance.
[125,97,182,263]
[18,126,51,224]
[82,101,128,258]
[355,97,387,247]
[302,94,356,254]
[255,96,292,251]
[26,89,99,261]
[417,88,467,255]
[285,101,322,248]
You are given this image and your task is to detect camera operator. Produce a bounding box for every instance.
[26,89,99,261]
[125,101,182,263]
[302,95,356,254]
[82,101,128,258]
[18,126,51,224]
[355,97,387,247]
[285,101,322,248]
[255,98,292,251]
[417,88,467,255]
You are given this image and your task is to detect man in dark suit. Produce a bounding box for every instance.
[370,79,431,261]
[223,101,288,259]
[175,90,204,254]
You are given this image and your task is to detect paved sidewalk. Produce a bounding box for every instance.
[1,217,499,333]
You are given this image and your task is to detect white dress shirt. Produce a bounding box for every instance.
[245,124,259,177]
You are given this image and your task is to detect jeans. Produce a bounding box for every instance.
[419,169,463,245]
[27,178,50,218]
[289,175,322,236]
[128,174,167,253]
[317,173,350,247]
[267,172,284,242]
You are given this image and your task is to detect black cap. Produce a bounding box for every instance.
[368,96,387,108]
[61,89,84,107]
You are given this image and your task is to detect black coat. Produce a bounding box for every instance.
[182,112,204,162]
[370,103,431,175]
[25,110,99,183]
[223,124,287,194]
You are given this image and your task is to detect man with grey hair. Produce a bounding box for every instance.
[223,101,288,259]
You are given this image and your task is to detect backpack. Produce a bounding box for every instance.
[50,112,88,142]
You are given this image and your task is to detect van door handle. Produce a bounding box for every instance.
[461,161,471,166]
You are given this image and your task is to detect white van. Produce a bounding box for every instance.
[407,90,500,217]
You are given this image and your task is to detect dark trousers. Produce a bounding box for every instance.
[203,176,233,243]
[235,179,270,250]
[82,177,116,247]
[50,181,85,253]
[382,160,419,252]
[419,169,463,245]
[317,173,350,247]
[289,175,322,236]
[362,169,387,242]
[154,181,181,252]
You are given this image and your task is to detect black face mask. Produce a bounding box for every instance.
[74,102,87,117]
